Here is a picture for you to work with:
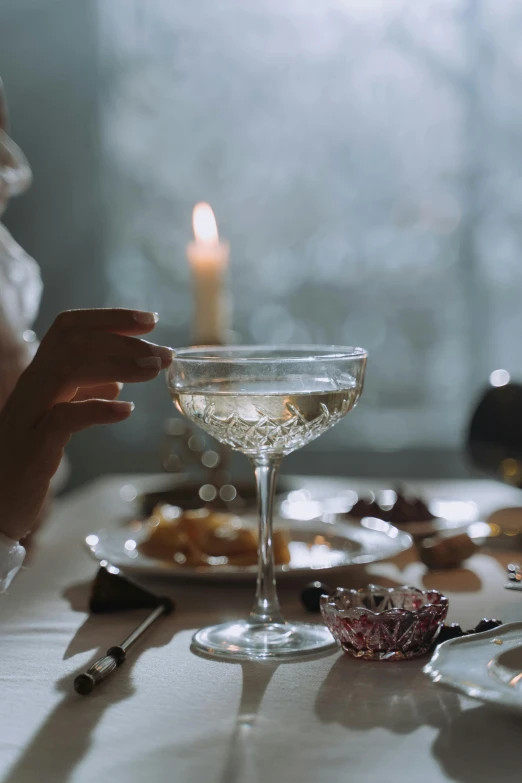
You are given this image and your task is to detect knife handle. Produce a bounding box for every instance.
[74,646,126,695]
[72,601,172,696]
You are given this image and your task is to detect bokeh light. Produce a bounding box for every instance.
[489,369,511,387]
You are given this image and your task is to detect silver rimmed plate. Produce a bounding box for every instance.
[84,516,412,582]
[424,622,522,715]
[280,486,485,539]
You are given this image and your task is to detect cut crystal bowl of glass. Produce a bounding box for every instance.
[320,585,448,661]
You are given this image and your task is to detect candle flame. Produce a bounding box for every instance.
[193,202,219,244]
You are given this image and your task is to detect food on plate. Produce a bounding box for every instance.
[418,532,478,569]
[349,488,435,524]
[139,504,291,567]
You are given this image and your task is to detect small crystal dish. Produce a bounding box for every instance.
[320,584,448,661]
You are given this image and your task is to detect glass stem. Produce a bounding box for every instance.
[249,455,285,626]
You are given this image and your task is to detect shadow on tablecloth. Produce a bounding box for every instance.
[422,568,482,594]
[315,650,522,782]
[3,580,179,783]
[432,704,522,782]
[215,648,334,783]
[218,661,279,783]
[315,653,461,734]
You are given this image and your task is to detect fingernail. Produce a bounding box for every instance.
[133,311,159,325]
[116,382,124,391]
[112,401,134,413]
[143,341,174,365]
[136,356,162,369]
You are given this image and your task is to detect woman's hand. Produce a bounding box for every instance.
[0,308,173,542]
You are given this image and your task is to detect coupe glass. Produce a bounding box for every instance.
[167,345,367,660]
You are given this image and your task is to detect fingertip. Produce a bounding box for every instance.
[135,356,162,370]
[141,342,173,368]
[133,311,159,326]
[160,349,174,369]
[111,400,135,416]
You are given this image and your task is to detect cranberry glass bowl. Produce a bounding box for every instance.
[320,585,448,661]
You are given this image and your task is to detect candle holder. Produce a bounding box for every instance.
[153,416,258,514]
[161,415,230,479]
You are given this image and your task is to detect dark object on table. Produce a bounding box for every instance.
[388,490,434,524]
[89,563,164,613]
[436,623,464,644]
[418,532,478,570]
[75,564,175,695]
[467,381,522,485]
[474,618,502,634]
[434,618,502,647]
[301,581,332,612]
[349,487,435,524]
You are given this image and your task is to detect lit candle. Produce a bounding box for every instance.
[187,203,230,346]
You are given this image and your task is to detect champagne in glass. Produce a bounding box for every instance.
[168,346,367,660]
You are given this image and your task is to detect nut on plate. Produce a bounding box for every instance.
[418,532,478,570]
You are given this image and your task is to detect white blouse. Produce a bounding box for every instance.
[0,534,25,593]
[0,80,43,592]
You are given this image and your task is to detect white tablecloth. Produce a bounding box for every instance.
[1,475,522,783]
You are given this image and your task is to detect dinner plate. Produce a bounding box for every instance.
[84,516,413,582]
[386,515,490,540]
[344,515,483,539]
[424,622,522,715]
[280,487,484,539]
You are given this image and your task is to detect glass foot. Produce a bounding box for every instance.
[191,620,336,661]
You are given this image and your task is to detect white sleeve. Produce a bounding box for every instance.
[0,533,25,593]
[0,125,42,407]
[0,222,42,407]
[0,222,42,347]
[0,124,42,408]
[0,121,40,347]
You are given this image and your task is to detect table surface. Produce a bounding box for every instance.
[2,474,522,783]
